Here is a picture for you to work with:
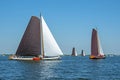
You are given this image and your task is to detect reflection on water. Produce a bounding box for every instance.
[15,60,62,80]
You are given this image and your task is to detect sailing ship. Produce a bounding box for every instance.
[9,15,63,60]
[81,50,85,56]
[71,47,77,56]
[90,28,105,59]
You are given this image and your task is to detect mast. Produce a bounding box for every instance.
[40,14,44,57]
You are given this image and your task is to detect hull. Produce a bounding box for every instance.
[43,56,61,60]
[90,55,105,59]
[9,55,60,60]
[71,55,77,56]
[81,53,85,56]
[9,56,41,61]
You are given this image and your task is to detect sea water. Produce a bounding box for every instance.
[0,55,120,80]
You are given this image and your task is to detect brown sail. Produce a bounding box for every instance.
[90,28,105,59]
[71,47,77,56]
[81,50,85,56]
[16,16,41,56]
[91,28,99,56]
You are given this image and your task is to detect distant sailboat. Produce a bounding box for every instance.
[71,47,77,56]
[9,15,63,60]
[90,28,105,59]
[81,50,85,56]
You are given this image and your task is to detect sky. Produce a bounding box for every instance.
[0,0,120,55]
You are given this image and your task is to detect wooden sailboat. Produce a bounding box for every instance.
[90,28,105,59]
[71,47,77,56]
[9,15,63,60]
[81,50,85,56]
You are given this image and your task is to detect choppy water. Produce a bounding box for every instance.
[0,55,120,80]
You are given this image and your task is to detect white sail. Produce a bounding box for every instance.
[41,16,63,56]
[97,34,104,55]
[75,49,77,56]
[75,51,77,56]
